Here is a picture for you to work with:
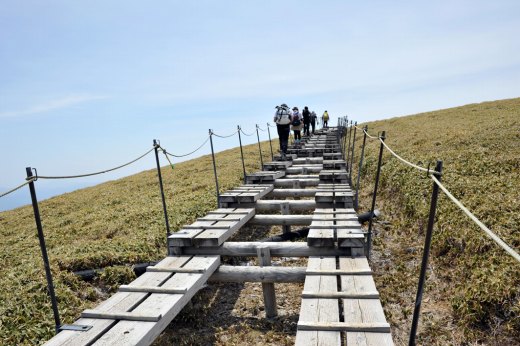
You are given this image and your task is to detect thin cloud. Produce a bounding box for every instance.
[0,94,108,118]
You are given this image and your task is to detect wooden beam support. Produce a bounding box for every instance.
[179,242,348,257]
[208,265,306,283]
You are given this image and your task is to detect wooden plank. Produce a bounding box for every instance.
[307,228,335,247]
[301,291,379,299]
[297,321,391,333]
[193,208,255,246]
[337,231,365,248]
[295,257,340,345]
[170,208,255,247]
[340,257,394,345]
[207,208,255,215]
[118,286,188,294]
[90,256,220,346]
[81,310,162,322]
[306,269,371,275]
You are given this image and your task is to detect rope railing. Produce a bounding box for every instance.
[0,178,36,198]
[380,138,442,176]
[368,134,517,262]
[240,128,255,137]
[256,125,267,132]
[212,130,239,139]
[363,128,378,139]
[161,135,210,158]
[33,148,155,180]
[431,175,520,263]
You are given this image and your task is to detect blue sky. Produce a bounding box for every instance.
[1,1,519,211]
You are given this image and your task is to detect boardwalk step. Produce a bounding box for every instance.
[168,208,255,247]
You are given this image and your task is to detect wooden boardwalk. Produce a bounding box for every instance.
[44,128,393,346]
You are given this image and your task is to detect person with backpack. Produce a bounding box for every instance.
[302,106,311,136]
[323,110,330,128]
[310,111,317,134]
[291,107,303,147]
[273,104,292,158]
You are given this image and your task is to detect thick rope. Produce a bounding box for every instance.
[161,136,210,158]
[257,125,267,132]
[0,178,36,198]
[35,148,155,180]
[380,138,441,176]
[364,129,378,139]
[212,130,239,139]
[240,128,255,137]
[431,175,520,263]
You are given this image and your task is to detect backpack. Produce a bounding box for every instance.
[276,105,291,125]
[292,114,301,126]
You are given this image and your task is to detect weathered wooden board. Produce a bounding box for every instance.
[245,170,285,183]
[319,170,349,181]
[263,161,293,171]
[168,208,255,247]
[44,256,220,346]
[295,257,341,345]
[219,184,274,203]
[340,257,394,345]
[307,228,335,247]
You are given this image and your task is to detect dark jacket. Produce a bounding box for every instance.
[302,109,311,124]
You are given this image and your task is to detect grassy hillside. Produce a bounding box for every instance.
[352,98,520,344]
[0,98,519,345]
[0,140,275,345]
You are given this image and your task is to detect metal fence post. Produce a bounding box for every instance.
[366,130,385,260]
[153,140,171,240]
[256,124,264,170]
[209,129,220,207]
[267,123,274,161]
[346,120,353,170]
[237,125,247,183]
[349,122,358,184]
[343,117,348,160]
[354,125,368,211]
[26,167,61,334]
[409,160,443,346]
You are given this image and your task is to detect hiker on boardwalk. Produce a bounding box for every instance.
[310,111,317,134]
[322,110,330,128]
[291,107,303,147]
[302,106,311,136]
[273,104,292,157]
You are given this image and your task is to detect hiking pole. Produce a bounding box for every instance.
[209,129,220,207]
[256,124,264,170]
[267,123,274,161]
[238,125,247,183]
